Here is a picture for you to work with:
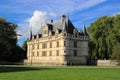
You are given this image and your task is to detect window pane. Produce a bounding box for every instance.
[57,41,59,47]
[74,41,77,47]
[42,51,47,56]
[74,50,77,56]
[50,42,52,48]
[49,51,52,56]
[64,41,66,46]
[37,52,39,56]
[56,50,59,56]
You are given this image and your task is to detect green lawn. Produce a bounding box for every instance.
[0,66,120,80]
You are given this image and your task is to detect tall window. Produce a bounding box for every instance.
[64,41,66,46]
[32,52,34,57]
[50,42,52,48]
[42,43,47,48]
[73,50,77,56]
[57,41,59,47]
[37,52,39,57]
[74,41,77,48]
[49,51,52,56]
[56,50,59,56]
[42,51,47,56]
[37,45,39,49]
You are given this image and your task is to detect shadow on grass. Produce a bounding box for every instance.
[0,66,53,73]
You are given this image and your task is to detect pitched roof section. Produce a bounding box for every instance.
[36,15,88,36]
[52,15,75,34]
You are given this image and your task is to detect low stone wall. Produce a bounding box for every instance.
[97,60,119,66]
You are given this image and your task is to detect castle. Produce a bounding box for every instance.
[26,15,89,65]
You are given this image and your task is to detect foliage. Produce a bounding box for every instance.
[22,40,27,52]
[88,14,120,60]
[0,66,120,80]
[0,17,25,62]
[111,43,120,61]
[21,40,27,59]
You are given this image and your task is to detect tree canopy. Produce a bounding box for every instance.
[111,43,120,61]
[88,14,120,60]
[0,17,26,62]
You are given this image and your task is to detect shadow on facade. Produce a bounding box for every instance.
[87,59,97,66]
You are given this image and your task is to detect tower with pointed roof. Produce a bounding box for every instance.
[25,15,89,65]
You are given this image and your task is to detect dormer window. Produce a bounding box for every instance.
[44,30,48,34]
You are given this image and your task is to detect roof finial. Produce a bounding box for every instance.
[82,16,89,36]
[30,26,32,40]
[83,25,88,36]
[67,12,69,19]
[83,16,86,26]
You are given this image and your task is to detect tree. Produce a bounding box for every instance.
[111,43,120,61]
[21,40,27,59]
[22,40,27,52]
[0,17,18,61]
[0,17,25,62]
[88,14,120,60]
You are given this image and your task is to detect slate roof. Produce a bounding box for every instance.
[36,15,88,36]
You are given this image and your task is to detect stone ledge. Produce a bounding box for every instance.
[97,60,119,66]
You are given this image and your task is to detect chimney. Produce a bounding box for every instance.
[61,15,66,22]
[62,15,66,18]
[51,20,53,23]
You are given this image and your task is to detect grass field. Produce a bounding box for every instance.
[0,66,120,80]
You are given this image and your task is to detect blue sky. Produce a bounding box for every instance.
[0,0,120,46]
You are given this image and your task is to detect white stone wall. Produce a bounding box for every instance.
[26,33,89,65]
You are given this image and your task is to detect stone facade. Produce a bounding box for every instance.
[25,15,89,65]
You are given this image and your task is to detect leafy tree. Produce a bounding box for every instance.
[111,43,120,61]
[21,40,27,59]
[22,41,27,52]
[88,14,120,60]
[0,17,25,62]
[0,18,17,61]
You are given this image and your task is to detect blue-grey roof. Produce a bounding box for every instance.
[37,15,76,34]
[36,15,88,36]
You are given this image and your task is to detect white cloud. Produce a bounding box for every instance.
[17,10,57,39]
[16,0,107,40]
[28,11,47,34]
[116,12,120,15]
[28,10,57,34]
[112,12,120,16]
